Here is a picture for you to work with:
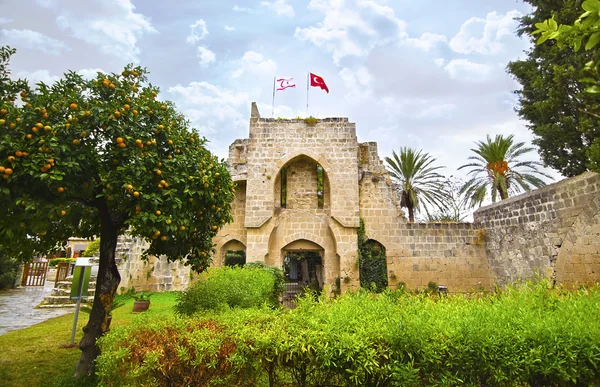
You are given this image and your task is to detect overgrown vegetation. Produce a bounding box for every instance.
[357,218,388,292]
[81,239,100,257]
[48,257,76,267]
[174,264,284,316]
[0,249,19,289]
[223,250,246,267]
[98,281,600,387]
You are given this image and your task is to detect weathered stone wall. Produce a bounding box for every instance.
[474,172,600,287]
[358,142,493,292]
[116,235,192,292]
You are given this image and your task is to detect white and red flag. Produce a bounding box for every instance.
[309,72,329,93]
[276,77,296,91]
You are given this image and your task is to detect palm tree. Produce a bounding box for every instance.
[459,134,551,208]
[385,147,448,223]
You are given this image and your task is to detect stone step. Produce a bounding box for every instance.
[40,295,94,305]
[51,288,96,296]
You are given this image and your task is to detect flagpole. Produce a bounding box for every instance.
[306,72,309,116]
[271,76,276,117]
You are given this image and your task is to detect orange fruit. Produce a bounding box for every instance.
[155,210,161,216]
[126,184,133,191]
[157,184,163,189]
[72,139,80,145]
[156,170,162,175]
[167,140,173,145]
[57,187,64,193]
[133,191,140,198]
[124,104,130,110]
[15,151,22,157]
[69,103,77,110]
[135,139,142,144]
[81,131,87,137]
[118,143,126,148]
[109,83,116,89]
[60,210,66,216]
[179,226,185,231]
[157,162,162,167]
[161,105,166,110]
[0,119,5,125]
[8,123,15,129]
[0,167,4,173]
[35,122,43,129]
[114,111,121,118]
[7,156,15,163]
[116,137,124,144]
[0,109,7,115]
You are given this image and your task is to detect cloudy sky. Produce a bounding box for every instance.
[0,0,559,186]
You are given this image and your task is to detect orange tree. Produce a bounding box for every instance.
[0,46,234,376]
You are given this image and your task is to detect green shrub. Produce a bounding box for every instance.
[82,238,100,257]
[0,253,19,289]
[47,257,76,267]
[100,281,600,387]
[174,265,284,316]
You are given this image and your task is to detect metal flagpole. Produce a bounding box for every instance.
[306,72,309,116]
[271,76,276,117]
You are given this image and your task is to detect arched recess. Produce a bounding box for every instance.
[219,239,246,267]
[272,153,331,211]
[359,238,388,292]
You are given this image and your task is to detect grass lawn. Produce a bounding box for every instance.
[0,292,180,387]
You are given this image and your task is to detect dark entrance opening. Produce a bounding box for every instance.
[283,251,323,307]
[224,250,246,267]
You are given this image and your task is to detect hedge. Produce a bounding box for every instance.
[97,281,600,387]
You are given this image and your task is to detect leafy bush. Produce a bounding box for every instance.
[358,219,388,292]
[0,252,19,289]
[99,281,600,387]
[81,238,100,257]
[174,265,284,316]
[48,258,76,267]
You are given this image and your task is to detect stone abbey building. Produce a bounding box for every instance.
[116,103,600,294]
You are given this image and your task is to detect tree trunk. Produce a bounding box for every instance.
[73,208,122,378]
[408,206,415,223]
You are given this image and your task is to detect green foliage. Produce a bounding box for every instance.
[303,116,318,126]
[358,219,388,293]
[508,0,599,176]
[530,0,600,173]
[385,147,447,223]
[459,134,550,208]
[0,249,19,289]
[132,291,152,302]
[98,282,600,387]
[223,250,246,267]
[48,257,76,267]
[0,45,234,269]
[81,238,100,257]
[174,265,284,316]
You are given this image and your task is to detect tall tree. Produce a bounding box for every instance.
[459,134,550,208]
[384,147,447,223]
[507,0,598,177]
[0,46,234,376]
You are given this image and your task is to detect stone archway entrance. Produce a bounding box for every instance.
[281,239,324,307]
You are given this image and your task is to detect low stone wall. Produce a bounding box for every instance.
[115,236,192,293]
[474,172,600,287]
[387,223,492,292]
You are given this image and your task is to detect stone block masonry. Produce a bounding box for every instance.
[474,172,600,287]
[110,104,600,294]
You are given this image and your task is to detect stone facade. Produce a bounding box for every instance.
[474,172,600,288]
[116,104,600,293]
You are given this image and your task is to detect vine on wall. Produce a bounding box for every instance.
[358,218,388,292]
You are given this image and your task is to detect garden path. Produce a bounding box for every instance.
[0,280,71,335]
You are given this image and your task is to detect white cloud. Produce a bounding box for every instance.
[224,25,236,31]
[444,59,492,81]
[405,32,448,51]
[434,58,445,67]
[232,51,277,78]
[16,69,60,86]
[339,66,372,99]
[197,46,216,66]
[0,18,13,24]
[39,0,156,62]
[295,0,442,64]
[0,29,69,55]
[450,10,522,55]
[233,5,251,12]
[186,19,208,44]
[261,0,295,18]
[77,68,106,79]
[167,81,250,154]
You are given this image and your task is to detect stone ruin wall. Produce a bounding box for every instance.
[474,172,600,288]
[358,142,494,292]
[111,106,600,294]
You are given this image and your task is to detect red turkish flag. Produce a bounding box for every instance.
[310,72,329,93]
